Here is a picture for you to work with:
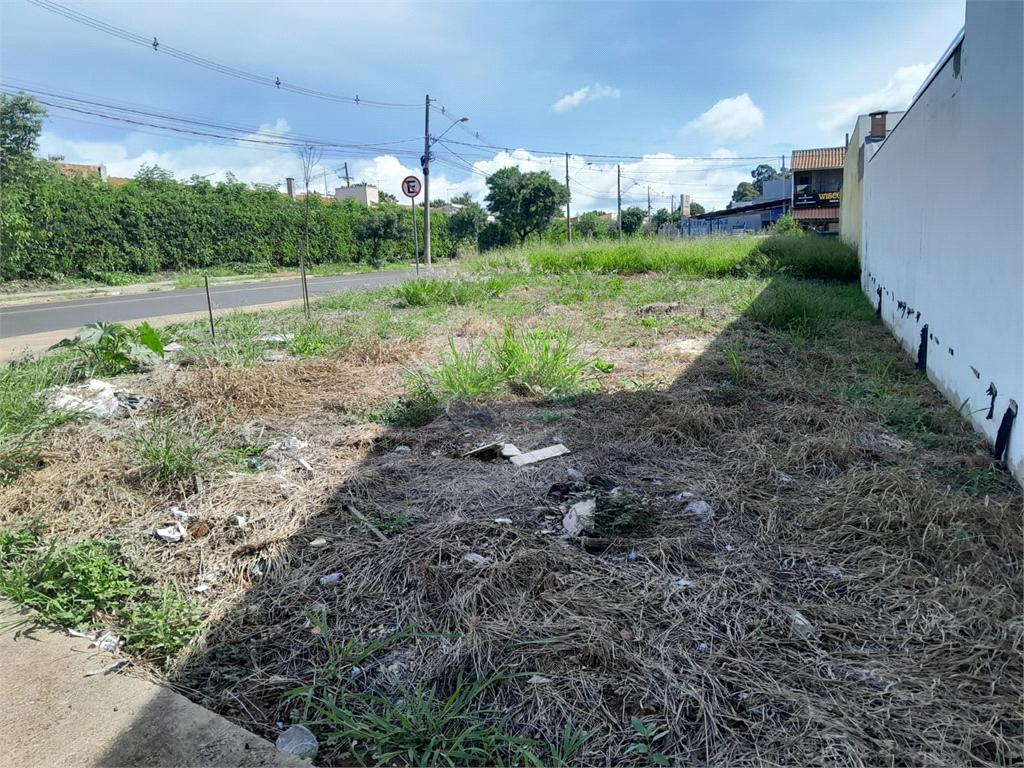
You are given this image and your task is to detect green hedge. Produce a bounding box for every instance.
[0,162,452,281]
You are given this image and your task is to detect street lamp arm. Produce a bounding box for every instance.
[430,117,469,147]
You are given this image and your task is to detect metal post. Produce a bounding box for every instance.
[617,165,622,242]
[565,152,572,245]
[423,94,432,265]
[412,196,420,279]
[204,276,216,341]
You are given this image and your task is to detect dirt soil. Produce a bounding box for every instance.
[2,292,1021,767]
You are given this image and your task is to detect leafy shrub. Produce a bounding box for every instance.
[51,321,164,377]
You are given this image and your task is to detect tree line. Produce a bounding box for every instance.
[2,93,709,282]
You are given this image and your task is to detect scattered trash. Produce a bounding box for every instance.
[318,572,344,585]
[676,491,696,500]
[163,341,184,353]
[349,666,362,680]
[309,538,328,547]
[683,500,713,521]
[499,444,521,458]
[297,457,313,474]
[562,498,596,538]
[235,515,246,528]
[44,379,148,419]
[462,553,490,565]
[608,551,638,564]
[246,459,261,470]
[256,333,294,344]
[777,472,796,485]
[672,577,694,589]
[276,437,307,452]
[725,544,735,552]
[827,568,843,579]
[527,675,551,685]
[784,608,816,639]
[698,642,709,652]
[170,506,188,520]
[566,468,585,482]
[84,659,127,677]
[461,441,504,460]
[493,517,513,525]
[68,629,123,653]
[155,522,187,543]
[547,479,588,500]
[393,445,411,454]
[194,584,210,593]
[510,444,571,467]
[248,559,267,577]
[276,724,318,760]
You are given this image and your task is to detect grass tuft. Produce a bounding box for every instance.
[745,279,874,336]
[129,418,214,485]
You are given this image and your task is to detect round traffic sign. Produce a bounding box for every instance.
[401,175,422,198]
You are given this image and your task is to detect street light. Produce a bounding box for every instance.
[431,117,469,148]
[423,117,467,267]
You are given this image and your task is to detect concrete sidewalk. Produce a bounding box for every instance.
[0,601,306,767]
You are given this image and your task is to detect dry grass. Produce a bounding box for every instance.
[2,275,1021,767]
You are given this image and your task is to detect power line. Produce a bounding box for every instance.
[26,0,420,110]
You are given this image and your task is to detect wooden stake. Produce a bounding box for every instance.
[204,276,216,340]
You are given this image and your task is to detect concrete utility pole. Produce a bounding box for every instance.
[647,187,651,223]
[423,94,432,265]
[671,194,675,215]
[617,164,622,242]
[565,153,572,245]
[343,162,351,187]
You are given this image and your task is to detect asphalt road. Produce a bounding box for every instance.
[0,269,422,338]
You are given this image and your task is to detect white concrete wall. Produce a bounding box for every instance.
[334,186,379,206]
[861,0,1023,480]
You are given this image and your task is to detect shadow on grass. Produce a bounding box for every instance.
[66,274,1023,766]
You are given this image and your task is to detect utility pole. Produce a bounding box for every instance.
[342,162,351,187]
[647,187,651,223]
[565,152,572,245]
[323,167,329,197]
[617,164,622,242]
[671,194,675,215]
[423,94,432,265]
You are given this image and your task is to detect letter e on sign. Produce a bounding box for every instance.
[402,175,422,199]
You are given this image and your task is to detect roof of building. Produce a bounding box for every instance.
[692,197,788,220]
[792,207,840,221]
[791,147,846,171]
[107,176,131,186]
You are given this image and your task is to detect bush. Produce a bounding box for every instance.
[745,279,875,336]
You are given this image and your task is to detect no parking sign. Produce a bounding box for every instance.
[401,175,422,198]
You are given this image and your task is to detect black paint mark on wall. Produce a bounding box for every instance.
[917,325,928,372]
[971,367,980,379]
[876,287,883,318]
[992,400,1017,462]
[986,383,998,420]
[948,347,954,356]
[915,311,921,322]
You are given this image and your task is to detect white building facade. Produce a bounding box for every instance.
[861,0,1023,481]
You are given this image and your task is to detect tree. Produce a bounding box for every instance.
[620,206,646,235]
[447,201,488,255]
[451,193,474,206]
[483,167,570,245]
[576,211,602,238]
[378,191,398,204]
[354,206,405,266]
[652,208,672,228]
[689,201,706,216]
[1,92,45,178]
[731,181,760,204]
[297,144,323,315]
[430,198,447,208]
[750,164,791,195]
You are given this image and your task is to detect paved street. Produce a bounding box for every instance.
[0,269,422,338]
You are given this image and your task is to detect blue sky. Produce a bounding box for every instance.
[2,0,965,210]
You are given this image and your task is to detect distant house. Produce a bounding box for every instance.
[790,147,846,235]
[839,110,905,250]
[56,162,107,181]
[335,186,379,206]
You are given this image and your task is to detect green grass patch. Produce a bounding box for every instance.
[393,276,516,307]
[521,237,757,276]
[486,328,596,397]
[593,490,657,537]
[744,234,860,283]
[129,418,214,485]
[745,279,875,337]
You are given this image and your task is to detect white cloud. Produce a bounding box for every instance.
[682,94,764,141]
[817,64,933,134]
[37,123,752,212]
[552,84,621,113]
